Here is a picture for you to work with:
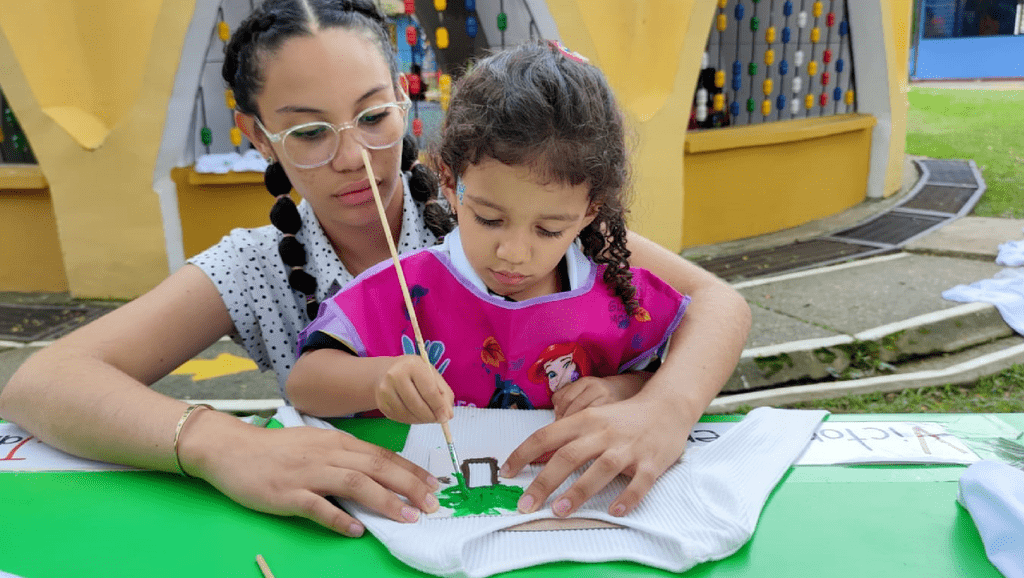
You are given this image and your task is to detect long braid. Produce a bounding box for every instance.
[401,134,454,240]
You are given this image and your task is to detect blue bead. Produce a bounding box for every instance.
[733,60,742,75]
[777,94,787,110]
[782,27,791,43]
[836,59,844,72]
[779,60,789,75]
[732,75,742,91]
[466,15,478,38]
[840,21,849,35]
[465,0,475,10]
[731,101,741,116]
[783,1,793,16]
[833,87,842,101]
[734,3,744,20]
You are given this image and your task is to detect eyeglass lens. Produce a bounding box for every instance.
[282,103,407,168]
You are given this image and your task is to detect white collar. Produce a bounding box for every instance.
[440,227,592,295]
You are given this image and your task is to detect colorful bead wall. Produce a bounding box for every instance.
[0,87,37,164]
[694,0,856,129]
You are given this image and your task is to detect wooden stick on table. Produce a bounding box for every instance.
[359,148,461,476]
[255,554,275,578]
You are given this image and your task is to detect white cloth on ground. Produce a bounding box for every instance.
[957,459,1024,578]
[943,268,1024,335]
[281,406,827,578]
[997,229,1024,267]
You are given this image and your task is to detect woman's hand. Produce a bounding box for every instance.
[181,410,441,537]
[499,393,696,519]
[550,372,648,419]
[376,355,455,424]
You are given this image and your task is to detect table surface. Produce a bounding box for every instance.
[2,412,1020,578]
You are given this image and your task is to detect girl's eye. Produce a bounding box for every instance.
[474,214,502,228]
[537,227,564,239]
[291,125,331,141]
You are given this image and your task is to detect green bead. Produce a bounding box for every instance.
[3,107,13,124]
[497,12,507,31]
[200,127,213,146]
[748,62,758,76]
[750,16,759,31]
[746,98,755,112]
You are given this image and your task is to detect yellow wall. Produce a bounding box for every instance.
[0,0,196,298]
[886,0,913,198]
[0,184,68,292]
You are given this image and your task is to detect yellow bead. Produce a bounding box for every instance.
[218,21,230,42]
[717,13,727,31]
[224,89,236,110]
[765,49,775,65]
[845,89,855,105]
[713,93,725,111]
[762,100,771,116]
[440,93,450,111]
[766,27,776,43]
[439,73,452,91]
[715,70,725,88]
[434,0,446,10]
[813,1,823,17]
[230,127,242,147]
[811,27,820,43]
[436,26,448,49]
[763,78,773,95]
[807,60,818,75]
[718,0,727,8]
[805,94,814,109]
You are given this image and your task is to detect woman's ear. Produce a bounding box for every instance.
[235,111,274,161]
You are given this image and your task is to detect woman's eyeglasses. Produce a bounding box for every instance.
[254,100,411,169]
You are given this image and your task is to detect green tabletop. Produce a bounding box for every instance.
[2,413,1020,578]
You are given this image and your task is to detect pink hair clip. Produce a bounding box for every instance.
[547,40,589,64]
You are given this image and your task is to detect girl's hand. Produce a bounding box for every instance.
[499,395,694,519]
[181,410,441,537]
[376,355,455,424]
[550,372,649,419]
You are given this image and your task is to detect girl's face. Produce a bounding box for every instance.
[242,27,405,231]
[443,158,597,302]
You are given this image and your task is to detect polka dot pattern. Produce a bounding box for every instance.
[188,175,440,397]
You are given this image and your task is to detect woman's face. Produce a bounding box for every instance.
[249,27,405,231]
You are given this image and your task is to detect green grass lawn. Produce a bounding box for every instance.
[906,87,1024,218]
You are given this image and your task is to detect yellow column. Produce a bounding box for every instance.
[0,1,195,298]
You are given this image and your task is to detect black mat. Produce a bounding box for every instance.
[0,303,113,342]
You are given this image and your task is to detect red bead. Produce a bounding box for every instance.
[823,49,832,63]
[826,12,835,27]
[405,25,417,46]
[412,118,423,137]
[820,93,828,106]
[404,0,415,14]
[408,73,421,95]
[822,72,830,85]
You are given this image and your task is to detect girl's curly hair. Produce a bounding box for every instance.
[435,41,637,314]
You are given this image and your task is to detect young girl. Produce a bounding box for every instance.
[287,42,689,434]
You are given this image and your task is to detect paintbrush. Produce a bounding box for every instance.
[360,148,461,479]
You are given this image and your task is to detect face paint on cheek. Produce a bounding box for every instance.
[456,178,466,204]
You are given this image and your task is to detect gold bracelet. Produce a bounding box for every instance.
[172,403,214,477]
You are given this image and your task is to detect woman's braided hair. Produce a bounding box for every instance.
[436,42,638,314]
[222,0,452,319]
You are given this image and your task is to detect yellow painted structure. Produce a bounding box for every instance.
[0,0,912,297]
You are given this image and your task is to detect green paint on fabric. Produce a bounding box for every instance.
[437,472,524,517]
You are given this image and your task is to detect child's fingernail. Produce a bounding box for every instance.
[347,522,365,537]
[401,506,421,522]
[499,463,511,477]
[553,498,572,517]
[517,494,535,513]
[424,492,439,511]
[611,503,626,517]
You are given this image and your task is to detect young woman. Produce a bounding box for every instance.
[0,0,750,535]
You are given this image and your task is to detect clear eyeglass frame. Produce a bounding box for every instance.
[253,99,412,169]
